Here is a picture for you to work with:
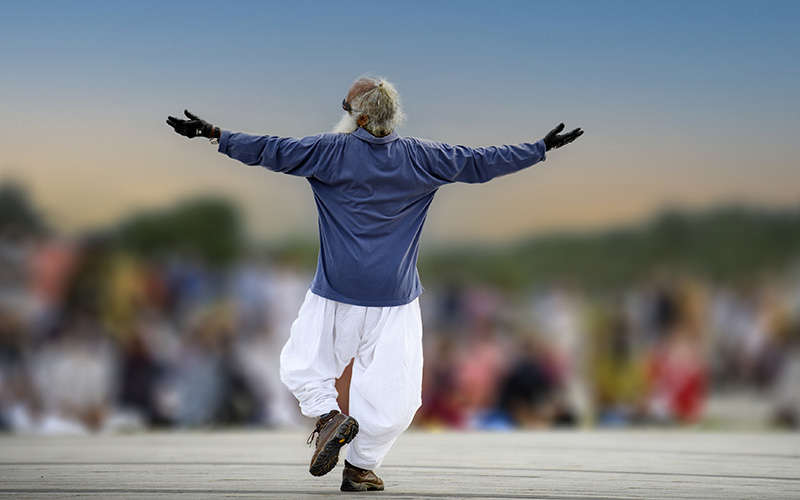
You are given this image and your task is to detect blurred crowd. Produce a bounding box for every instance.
[419,273,800,430]
[1,234,799,435]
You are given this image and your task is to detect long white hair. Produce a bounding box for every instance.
[334,76,406,136]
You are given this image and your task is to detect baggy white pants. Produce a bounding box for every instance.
[279,291,424,470]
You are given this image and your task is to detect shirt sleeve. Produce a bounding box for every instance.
[412,138,548,184]
[217,129,336,177]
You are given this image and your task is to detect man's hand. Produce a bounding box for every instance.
[544,123,583,151]
[166,110,220,139]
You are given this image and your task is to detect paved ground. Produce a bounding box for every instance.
[1,429,798,499]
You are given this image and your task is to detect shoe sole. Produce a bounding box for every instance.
[341,479,385,492]
[309,417,359,477]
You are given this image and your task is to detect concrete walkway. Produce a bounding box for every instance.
[1,429,798,499]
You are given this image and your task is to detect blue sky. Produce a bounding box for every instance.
[1,1,799,243]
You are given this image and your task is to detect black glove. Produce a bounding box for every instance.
[166,110,220,139]
[543,123,583,151]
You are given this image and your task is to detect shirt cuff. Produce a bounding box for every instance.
[536,138,547,161]
[218,129,232,154]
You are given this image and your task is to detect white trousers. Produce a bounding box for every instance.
[279,291,424,470]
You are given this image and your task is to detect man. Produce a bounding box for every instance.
[167,75,583,492]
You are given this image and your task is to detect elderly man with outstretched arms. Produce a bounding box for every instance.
[167,75,582,492]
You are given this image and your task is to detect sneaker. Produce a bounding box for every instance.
[307,410,359,477]
[341,460,385,492]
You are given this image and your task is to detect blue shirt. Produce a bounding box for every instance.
[218,127,547,306]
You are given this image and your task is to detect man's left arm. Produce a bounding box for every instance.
[424,123,583,185]
[166,109,328,177]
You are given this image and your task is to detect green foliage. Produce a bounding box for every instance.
[419,205,800,292]
[0,182,48,238]
[114,197,243,267]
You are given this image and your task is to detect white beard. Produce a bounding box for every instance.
[332,112,358,134]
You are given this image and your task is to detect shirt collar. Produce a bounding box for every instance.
[352,127,399,144]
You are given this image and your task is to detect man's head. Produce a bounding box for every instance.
[332,76,405,137]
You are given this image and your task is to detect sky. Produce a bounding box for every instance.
[1,0,799,245]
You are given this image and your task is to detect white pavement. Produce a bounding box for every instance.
[1,429,798,499]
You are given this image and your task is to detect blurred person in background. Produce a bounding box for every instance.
[0,308,28,431]
[118,324,161,426]
[530,283,590,425]
[417,334,464,428]
[709,278,787,390]
[644,278,709,424]
[158,306,233,427]
[493,333,561,428]
[452,320,509,428]
[772,321,800,429]
[260,258,309,427]
[25,313,118,434]
[25,236,78,337]
[229,258,279,426]
[773,270,800,428]
[590,308,647,426]
[741,281,786,388]
[452,286,510,428]
[230,256,305,428]
[167,74,583,492]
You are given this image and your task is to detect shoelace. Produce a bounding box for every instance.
[306,423,321,447]
[306,410,337,446]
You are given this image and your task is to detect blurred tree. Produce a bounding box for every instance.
[114,198,242,267]
[0,182,48,239]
